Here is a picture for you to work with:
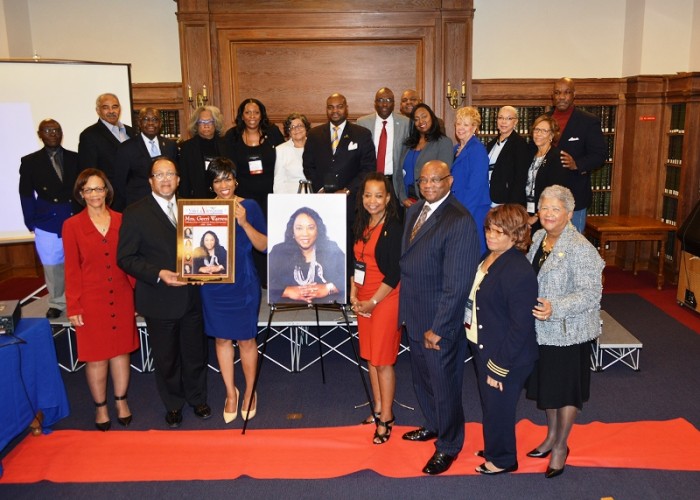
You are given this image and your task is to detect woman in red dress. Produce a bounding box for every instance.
[63,169,139,431]
[350,172,402,444]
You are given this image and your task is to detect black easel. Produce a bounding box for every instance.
[242,301,373,434]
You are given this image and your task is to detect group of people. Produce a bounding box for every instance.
[17,77,606,478]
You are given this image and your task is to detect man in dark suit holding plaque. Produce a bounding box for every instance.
[548,77,606,232]
[19,119,80,319]
[114,107,179,210]
[117,158,211,428]
[399,160,479,475]
[78,93,135,205]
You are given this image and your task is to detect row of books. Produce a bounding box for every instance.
[667,135,684,164]
[669,103,686,133]
[661,196,679,226]
[477,106,546,136]
[578,106,617,133]
[591,163,613,190]
[587,190,612,217]
[664,166,682,196]
[604,134,616,161]
[130,109,181,139]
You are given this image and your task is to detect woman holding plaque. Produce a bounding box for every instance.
[199,157,267,423]
[63,168,139,431]
[268,207,346,304]
[350,172,402,444]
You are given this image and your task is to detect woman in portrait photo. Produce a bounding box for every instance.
[268,206,345,303]
[193,230,227,274]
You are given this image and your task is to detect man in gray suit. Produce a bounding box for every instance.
[399,160,479,475]
[356,87,410,200]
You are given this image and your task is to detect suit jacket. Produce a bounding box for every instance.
[548,108,606,210]
[472,246,538,382]
[113,134,178,211]
[19,147,80,235]
[527,224,604,346]
[178,135,231,199]
[117,194,200,319]
[530,146,572,214]
[302,121,376,216]
[399,194,479,340]
[78,120,135,187]
[486,131,530,206]
[356,112,410,178]
[394,135,453,202]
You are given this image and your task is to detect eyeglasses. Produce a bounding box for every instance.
[532,128,551,135]
[82,186,106,194]
[40,128,61,134]
[197,119,215,125]
[141,116,161,123]
[151,172,178,180]
[289,124,306,130]
[417,174,452,185]
[497,116,516,121]
[375,98,394,104]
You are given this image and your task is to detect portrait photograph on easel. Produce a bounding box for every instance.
[267,194,346,304]
[177,200,235,283]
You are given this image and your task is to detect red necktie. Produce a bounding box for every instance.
[376,120,388,173]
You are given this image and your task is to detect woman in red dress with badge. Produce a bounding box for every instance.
[63,168,139,431]
[350,172,402,444]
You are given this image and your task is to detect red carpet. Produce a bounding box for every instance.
[1,419,698,483]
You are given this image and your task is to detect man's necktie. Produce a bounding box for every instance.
[50,151,63,181]
[167,201,177,226]
[331,126,340,154]
[410,204,431,242]
[376,120,388,173]
[149,139,158,157]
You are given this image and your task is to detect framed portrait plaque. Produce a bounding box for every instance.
[177,199,235,284]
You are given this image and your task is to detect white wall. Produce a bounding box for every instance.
[24,0,181,83]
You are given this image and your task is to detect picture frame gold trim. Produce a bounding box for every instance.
[177,199,235,284]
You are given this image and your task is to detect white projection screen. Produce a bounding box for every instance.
[0,60,132,241]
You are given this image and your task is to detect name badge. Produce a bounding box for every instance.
[527,202,536,214]
[249,158,263,175]
[464,299,473,327]
[354,261,367,286]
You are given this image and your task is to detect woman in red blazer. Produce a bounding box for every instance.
[63,168,139,431]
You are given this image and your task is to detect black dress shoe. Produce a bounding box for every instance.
[475,462,518,475]
[526,448,552,458]
[545,465,565,478]
[165,409,182,428]
[402,427,438,441]
[193,403,212,420]
[46,307,62,319]
[422,451,457,475]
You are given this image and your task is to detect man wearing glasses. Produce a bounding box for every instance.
[78,93,135,196]
[399,160,479,475]
[19,119,79,319]
[114,107,178,211]
[118,158,211,428]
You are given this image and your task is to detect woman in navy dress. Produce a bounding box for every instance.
[200,157,267,423]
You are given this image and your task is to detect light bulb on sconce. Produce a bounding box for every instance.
[187,84,209,109]
[446,80,467,109]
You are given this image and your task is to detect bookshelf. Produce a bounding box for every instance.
[131,83,185,141]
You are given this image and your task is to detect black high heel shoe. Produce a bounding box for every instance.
[373,417,395,444]
[361,411,380,425]
[526,447,552,458]
[115,394,133,427]
[94,400,111,431]
[545,447,570,478]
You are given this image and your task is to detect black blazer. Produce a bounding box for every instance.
[78,120,135,186]
[18,147,80,235]
[117,194,200,319]
[486,131,530,206]
[548,108,606,210]
[472,246,539,382]
[531,146,571,213]
[178,135,231,199]
[303,122,376,218]
[113,134,178,211]
[354,216,402,288]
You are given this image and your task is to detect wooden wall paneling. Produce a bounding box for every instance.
[441,15,469,137]
[207,0,446,14]
[0,242,41,280]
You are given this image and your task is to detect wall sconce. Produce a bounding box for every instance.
[446,81,466,109]
[187,85,208,109]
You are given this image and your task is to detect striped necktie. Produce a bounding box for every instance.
[331,126,340,154]
[167,201,177,226]
[410,204,431,242]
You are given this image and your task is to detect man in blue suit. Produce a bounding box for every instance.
[548,78,606,232]
[399,160,480,475]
